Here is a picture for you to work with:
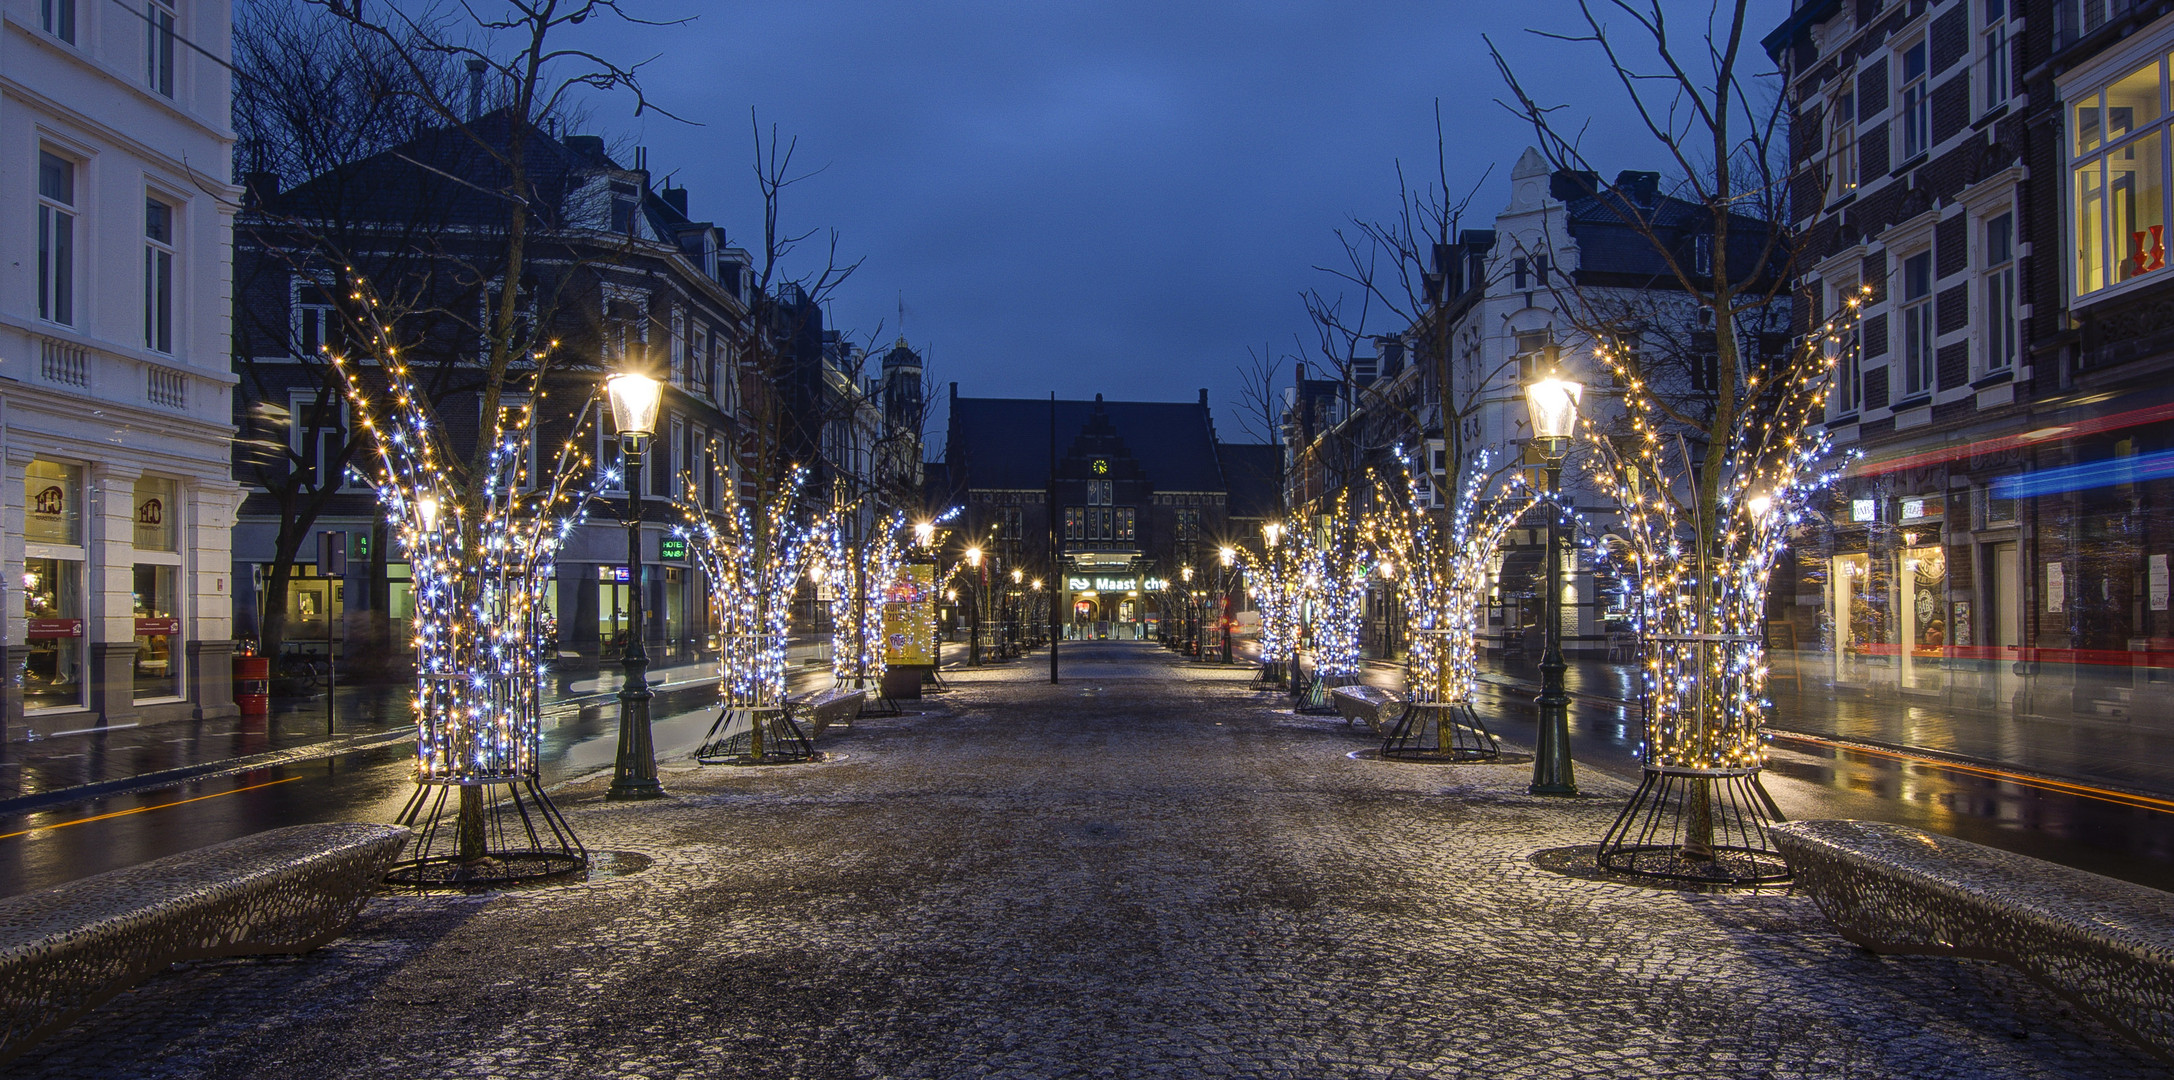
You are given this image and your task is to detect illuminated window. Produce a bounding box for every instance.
[2065,44,2174,300]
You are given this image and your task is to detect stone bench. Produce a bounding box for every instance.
[0,822,410,1065]
[1772,819,2174,1062]
[790,685,867,738]
[1329,684,1404,734]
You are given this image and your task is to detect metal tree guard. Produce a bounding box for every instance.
[332,338,599,889]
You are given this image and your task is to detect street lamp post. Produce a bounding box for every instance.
[1219,546,1236,663]
[605,372,665,802]
[966,545,984,665]
[1181,565,1196,655]
[1525,372,1584,797]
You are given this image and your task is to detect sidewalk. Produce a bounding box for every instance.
[0,652,808,812]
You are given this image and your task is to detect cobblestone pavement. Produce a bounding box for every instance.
[9,642,2160,1079]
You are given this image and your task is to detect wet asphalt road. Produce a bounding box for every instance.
[7,642,2174,897]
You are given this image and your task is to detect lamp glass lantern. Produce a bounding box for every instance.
[606,373,664,442]
[1524,375,1583,459]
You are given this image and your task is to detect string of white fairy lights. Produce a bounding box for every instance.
[810,507,906,685]
[1295,489,1370,682]
[1365,450,1536,707]
[330,276,609,782]
[1577,287,1867,771]
[674,465,811,712]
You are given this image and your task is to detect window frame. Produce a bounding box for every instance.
[288,390,357,492]
[146,0,177,98]
[1980,0,2012,115]
[1830,276,1864,415]
[41,0,77,44]
[37,149,77,328]
[1899,250,1936,399]
[1980,209,2019,376]
[1898,37,1931,161]
[144,194,176,355]
[1828,84,1859,201]
[2063,39,2174,305]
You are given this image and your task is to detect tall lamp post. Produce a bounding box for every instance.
[965,545,984,665]
[1180,565,1195,655]
[1525,372,1583,797]
[605,372,665,801]
[1219,545,1236,663]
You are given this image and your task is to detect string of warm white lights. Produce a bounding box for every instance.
[1579,287,1867,771]
[810,507,905,685]
[675,466,811,713]
[330,275,609,782]
[1366,451,1536,707]
[1295,490,1369,681]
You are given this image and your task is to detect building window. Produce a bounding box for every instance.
[1983,211,2018,373]
[42,0,76,43]
[1899,39,1930,160]
[294,279,342,356]
[1064,507,1084,541]
[1901,251,1934,397]
[1088,479,1113,505]
[1117,507,1136,544]
[670,312,686,385]
[1829,87,1858,199]
[37,151,75,327]
[2068,48,2169,299]
[145,197,174,354]
[134,475,177,551]
[147,0,176,97]
[25,459,82,545]
[133,564,181,700]
[1832,278,1863,414]
[1512,258,1529,289]
[1981,0,2010,113]
[1175,508,1200,543]
[24,557,84,712]
[290,392,350,491]
[1513,330,1555,380]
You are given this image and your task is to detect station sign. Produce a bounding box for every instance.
[1066,576,1140,592]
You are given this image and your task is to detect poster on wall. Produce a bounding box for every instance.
[2153,554,2170,612]
[1951,601,1972,648]
[883,562,937,667]
[2047,563,2066,614]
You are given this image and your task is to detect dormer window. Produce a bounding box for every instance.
[608,180,638,234]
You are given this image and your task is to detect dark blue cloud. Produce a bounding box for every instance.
[573,1,1790,437]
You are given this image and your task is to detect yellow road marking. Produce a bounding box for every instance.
[0,776,306,841]
[1771,733,2174,814]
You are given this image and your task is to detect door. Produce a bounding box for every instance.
[1991,542,2020,650]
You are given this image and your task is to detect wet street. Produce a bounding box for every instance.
[9,643,2174,898]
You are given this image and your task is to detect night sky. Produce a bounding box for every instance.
[573,1,1790,443]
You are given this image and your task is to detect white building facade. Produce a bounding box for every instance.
[1,0,241,733]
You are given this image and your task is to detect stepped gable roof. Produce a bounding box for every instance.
[948,395,1225,493]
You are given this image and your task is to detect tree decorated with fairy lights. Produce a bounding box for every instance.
[1293,490,1371,712]
[681,464,817,762]
[811,506,906,688]
[1240,533,1301,688]
[1581,290,1863,880]
[1365,451,1536,760]
[332,293,605,881]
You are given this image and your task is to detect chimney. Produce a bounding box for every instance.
[465,58,486,121]
[1198,388,1208,406]
[662,186,688,216]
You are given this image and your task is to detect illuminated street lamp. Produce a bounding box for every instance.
[1218,546,1236,662]
[1523,371,1583,796]
[604,371,664,802]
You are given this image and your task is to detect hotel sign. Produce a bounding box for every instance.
[1067,576,1155,592]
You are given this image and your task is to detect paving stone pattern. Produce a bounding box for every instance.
[6,642,2159,1078]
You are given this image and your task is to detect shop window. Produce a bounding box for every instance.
[133,564,180,700]
[24,459,81,545]
[23,557,83,711]
[134,475,177,550]
[2066,48,2174,299]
